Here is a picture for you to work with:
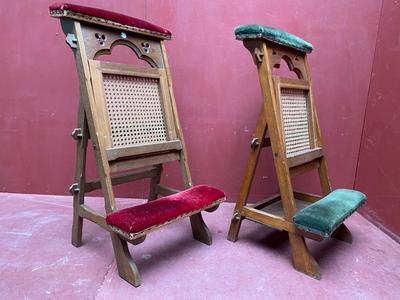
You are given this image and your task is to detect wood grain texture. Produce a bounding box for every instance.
[59,17,220,287]
[228,36,352,280]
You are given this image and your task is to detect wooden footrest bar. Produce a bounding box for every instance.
[106,185,225,240]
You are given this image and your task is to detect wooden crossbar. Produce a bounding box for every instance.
[287,148,323,168]
[84,167,157,192]
[106,140,182,161]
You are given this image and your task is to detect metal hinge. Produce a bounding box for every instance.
[66,33,77,49]
[232,212,242,222]
[69,183,79,194]
[251,138,260,149]
[71,128,82,140]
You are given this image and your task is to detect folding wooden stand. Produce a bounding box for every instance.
[227,26,360,279]
[49,4,224,287]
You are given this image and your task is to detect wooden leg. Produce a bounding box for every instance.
[71,108,88,248]
[190,213,212,245]
[71,172,86,247]
[148,164,162,201]
[129,235,146,245]
[227,213,243,242]
[228,107,268,242]
[331,223,353,244]
[205,204,219,213]
[71,196,83,247]
[288,232,321,279]
[110,233,141,287]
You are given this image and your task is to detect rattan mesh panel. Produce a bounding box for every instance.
[103,74,167,147]
[280,88,310,157]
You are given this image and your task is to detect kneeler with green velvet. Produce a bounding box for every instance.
[227,24,366,279]
[49,3,225,287]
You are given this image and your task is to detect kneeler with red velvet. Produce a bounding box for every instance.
[49,3,225,287]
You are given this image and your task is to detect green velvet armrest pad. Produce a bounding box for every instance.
[293,189,367,237]
[234,24,313,53]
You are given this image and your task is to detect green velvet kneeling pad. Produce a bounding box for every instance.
[293,189,367,237]
[234,24,313,53]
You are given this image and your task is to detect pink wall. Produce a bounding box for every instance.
[146,0,381,200]
[0,1,383,205]
[355,0,400,240]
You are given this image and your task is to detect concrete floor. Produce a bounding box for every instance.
[0,193,399,299]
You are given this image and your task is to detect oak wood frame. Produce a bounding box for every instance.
[56,18,219,287]
[227,39,352,279]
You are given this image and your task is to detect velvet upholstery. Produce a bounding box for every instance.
[106,185,225,234]
[293,189,367,237]
[49,3,171,37]
[234,24,313,53]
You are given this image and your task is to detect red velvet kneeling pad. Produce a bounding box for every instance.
[106,185,225,234]
[49,3,171,36]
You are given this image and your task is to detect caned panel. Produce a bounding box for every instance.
[103,74,167,147]
[280,88,311,157]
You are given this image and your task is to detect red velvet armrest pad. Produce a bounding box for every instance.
[106,185,225,234]
[49,3,171,36]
